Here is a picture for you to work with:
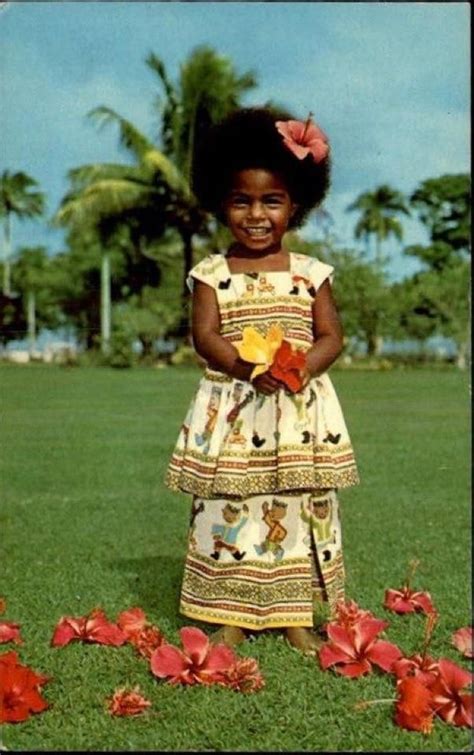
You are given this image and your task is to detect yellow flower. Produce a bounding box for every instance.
[236,325,284,379]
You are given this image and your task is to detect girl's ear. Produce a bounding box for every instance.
[290,203,299,218]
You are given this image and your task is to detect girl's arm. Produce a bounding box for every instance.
[192,281,279,393]
[191,280,280,394]
[305,279,344,376]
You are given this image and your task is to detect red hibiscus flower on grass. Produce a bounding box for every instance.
[106,686,152,717]
[384,588,435,616]
[430,659,473,728]
[0,621,23,645]
[334,599,377,629]
[51,608,127,647]
[452,627,473,659]
[269,340,307,393]
[219,657,265,694]
[275,116,329,163]
[0,651,50,724]
[384,559,436,615]
[150,627,236,686]
[319,617,402,678]
[117,607,164,659]
[395,676,435,734]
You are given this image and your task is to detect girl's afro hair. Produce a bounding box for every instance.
[192,106,331,228]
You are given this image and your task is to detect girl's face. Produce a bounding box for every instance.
[223,169,296,255]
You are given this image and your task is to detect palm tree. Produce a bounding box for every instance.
[0,171,45,295]
[346,185,410,263]
[12,246,50,355]
[54,46,256,347]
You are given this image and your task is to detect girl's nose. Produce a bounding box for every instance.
[248,201,265,219]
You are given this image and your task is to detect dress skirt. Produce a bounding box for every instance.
[180,489,345,631]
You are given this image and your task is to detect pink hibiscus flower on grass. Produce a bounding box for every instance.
[150,627,237,686]
[319,617,402,678]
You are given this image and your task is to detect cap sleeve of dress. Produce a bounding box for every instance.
[308,258,335,292]
[186,255,221,292]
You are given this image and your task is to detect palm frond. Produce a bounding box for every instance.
[88,106,155,161]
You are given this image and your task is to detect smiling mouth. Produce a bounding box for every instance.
[243,227,271,237]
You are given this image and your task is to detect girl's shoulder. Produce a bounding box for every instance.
[187,253,229,292]
[290,253,335,291]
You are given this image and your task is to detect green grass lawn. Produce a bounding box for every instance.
[0,363,471,752]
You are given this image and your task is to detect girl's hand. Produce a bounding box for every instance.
[251,371,281,395]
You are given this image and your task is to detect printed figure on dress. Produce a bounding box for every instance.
[165,106,359,656]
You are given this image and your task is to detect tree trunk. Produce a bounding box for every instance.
[27,290,36,356]
[366,332,384,357]
[101,252,111,354]
[2,214,12,296]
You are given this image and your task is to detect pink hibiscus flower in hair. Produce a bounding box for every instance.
[150,627,236,686]
[319,617,402,678]
[275,115,329,163]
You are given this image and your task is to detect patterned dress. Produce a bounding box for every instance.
[165,252,359,631]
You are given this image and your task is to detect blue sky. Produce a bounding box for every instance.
[1,1,470,280]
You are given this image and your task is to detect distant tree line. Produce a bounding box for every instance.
[0,47,470,367]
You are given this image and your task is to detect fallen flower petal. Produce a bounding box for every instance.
[0,621,22,645]
[384,587,435,615]
[220,658,265,694]
[129,625,164,660]
[0,598,6,615]
[452,627,473,659]
[107,686,151,717]
[150,643,193,685]
[117,608,148,638]
[395,677,434,734]
[334,599,376,629]
[430,658,473,728]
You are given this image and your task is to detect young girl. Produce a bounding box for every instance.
[165,107,359,655]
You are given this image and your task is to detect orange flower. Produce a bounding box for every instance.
[236,325,284,380]
[395,677,434,734]
[220,658,265,694]
[0,651,50,724]
[107,686,151,717]
[269,340,307,393]
[51,608,127,647]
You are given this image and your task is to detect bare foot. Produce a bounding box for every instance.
[210,625,247,648]
[285,627,323,656]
